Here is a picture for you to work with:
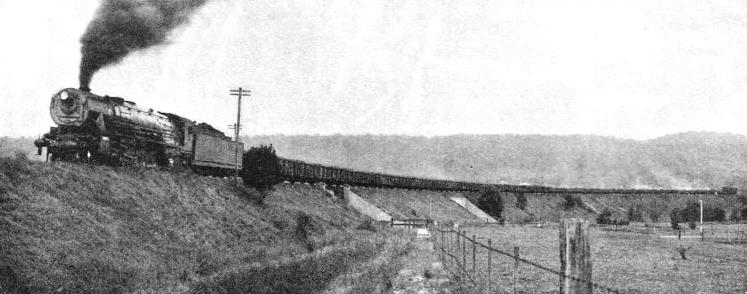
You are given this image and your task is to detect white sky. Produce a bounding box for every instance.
[0,0,745,140]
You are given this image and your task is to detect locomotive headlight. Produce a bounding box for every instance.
[60,91,69,100]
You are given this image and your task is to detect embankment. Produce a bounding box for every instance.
[351,187,482,222]
[0,157,397,293]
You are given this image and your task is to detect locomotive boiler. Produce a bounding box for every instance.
[34,88,242,174]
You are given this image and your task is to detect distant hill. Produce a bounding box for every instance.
[243,132,747,191]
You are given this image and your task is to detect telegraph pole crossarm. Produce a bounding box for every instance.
[229,87,251,186]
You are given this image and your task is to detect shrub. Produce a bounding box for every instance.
[13,150,28,162]
[477,187,504,220]
[742,207,747,220]
[704,206,726,222]
[295,213,315,252]
[627,204,644,222]
[356,219,378,232]
[680,200,700,222]
[676,201,727,222]
[563,195,582,210]
[649,209,662,223]
[241,145,281,192]
[516,193,527,210]
[596,208,613,225]
[669,209,680,230]
[729,208,742,221]
[688,220,696,230]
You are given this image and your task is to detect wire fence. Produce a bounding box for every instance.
[595,223,747,244]
[431,225,623,294]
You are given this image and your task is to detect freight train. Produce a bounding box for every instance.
[34,88,738,196]
[34,88,242,175]
[277,158,738,195]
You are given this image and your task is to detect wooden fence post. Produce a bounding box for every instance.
[487,239,492,294]
[559,218,592,294]
[462,231,467,271]
[513,246,520,294]
[472,235,477,275]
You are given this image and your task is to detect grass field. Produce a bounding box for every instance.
[437,223,747,293]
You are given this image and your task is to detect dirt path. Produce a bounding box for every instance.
[390,234,453,294]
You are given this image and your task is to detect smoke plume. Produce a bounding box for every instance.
[79,0,208,90]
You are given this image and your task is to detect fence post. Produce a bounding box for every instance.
[486,239,492,294]
[513,246,520,294]
[472,234,477,275]
[678,229,681,240]
[559,218,592,294]
[462,230,467,272]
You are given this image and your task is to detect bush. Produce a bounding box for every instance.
[669,209,680,230]
[676,201,727,222]
[596,208,613,225]
[13,150,28,162]
[705,206,726,222]
[516,193,527,210]
[688,220,696,230]
[477,187,504,220]
[680,200,700,222]
[729,208,742,221]
[627,204,644,222]
[356,219,378,232]
[563,195,582,210]
[241,145,281,192]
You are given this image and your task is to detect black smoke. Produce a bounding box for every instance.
[79,0,209,90]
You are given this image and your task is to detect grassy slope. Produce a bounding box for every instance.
[0,157,384,293]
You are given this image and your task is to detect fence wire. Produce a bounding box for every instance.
[432,226,623,294]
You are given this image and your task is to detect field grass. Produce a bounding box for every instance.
[437,223,746,293]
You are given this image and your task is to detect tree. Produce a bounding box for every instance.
[516,193,527,210]
[563,195,582,210]
[596,208,613,225]
[679,200,700,223]
[478,187,504,220]
[669,209,680,230]
[241,145,282,192]
[627,204,644,222]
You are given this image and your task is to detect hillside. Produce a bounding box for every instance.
[244,132,747,191]
[0,157,415,293]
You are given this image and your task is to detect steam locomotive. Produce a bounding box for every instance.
[34,88,242,175]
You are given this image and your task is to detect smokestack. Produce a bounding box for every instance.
[79,0,209,90]
[79,85,91,92]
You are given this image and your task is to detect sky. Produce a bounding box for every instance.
[0,0,745,140]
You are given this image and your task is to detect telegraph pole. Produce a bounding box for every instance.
[699,199,703,234]
[229,87,251,185]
